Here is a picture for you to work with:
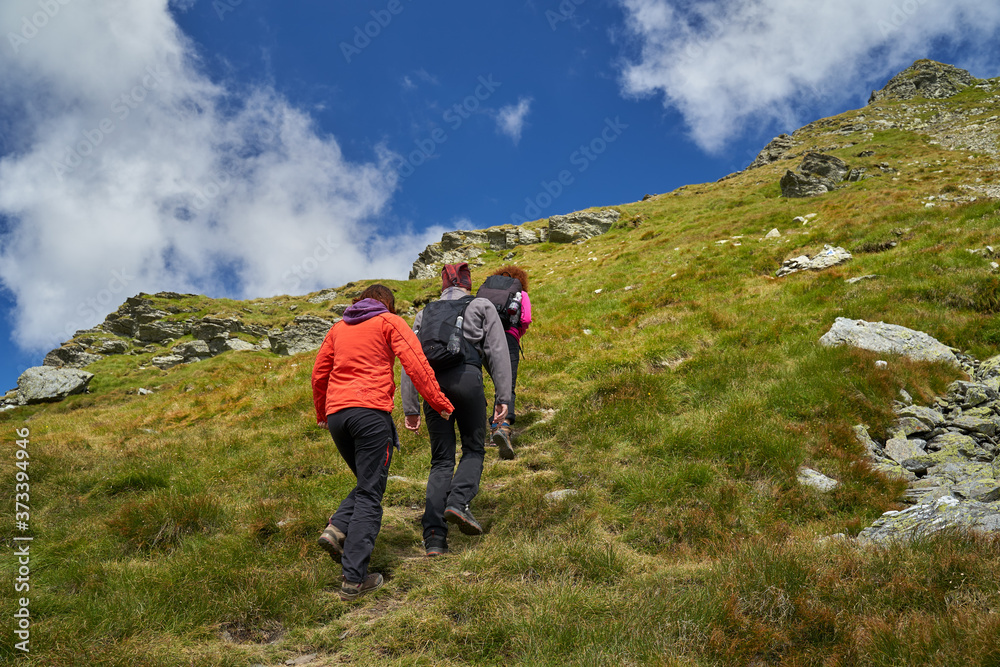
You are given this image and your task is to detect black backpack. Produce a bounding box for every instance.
[476,275,523,329]
[416,296,481,371]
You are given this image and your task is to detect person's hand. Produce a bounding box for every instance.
[404,414,421,432]
[439,410,452,420]
[317,420,328,430]
[492,403,508,425]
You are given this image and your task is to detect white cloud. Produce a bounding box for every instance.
[0,0,441,351]
[496,97,533,145]
[617,0,1000,152]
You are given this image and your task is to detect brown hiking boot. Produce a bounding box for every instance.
[492,422,514,460]
[318,524,346,563]
[339,573,384,601]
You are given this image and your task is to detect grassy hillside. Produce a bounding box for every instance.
[2,75,1000,665]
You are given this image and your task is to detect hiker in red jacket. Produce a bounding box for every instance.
[312,284,453,602]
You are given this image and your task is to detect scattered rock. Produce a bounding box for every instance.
[544,489,580,503]
[764,229,781,239]
[16,366,94,405]
[151,355,185,370]
[797,467,840,492]
[776,245,852,277]
[819,318,959,365]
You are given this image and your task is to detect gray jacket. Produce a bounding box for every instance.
[402,286,513,415]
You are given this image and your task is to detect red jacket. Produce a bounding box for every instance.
[312,312,453,422]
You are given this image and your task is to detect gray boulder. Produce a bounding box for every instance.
[487,227,543,251]
[797,467,840,492]
[857,495,1000,545]
[98,339,130,355]
[780,153,850,198]
[819,318,959,365]
[868,60,974,104]
[43,344,102,369]
[776,245,852,277]
[137,321,188,342]
[16,366,94,404]
[746,133,797,170]
[151,355,185,370]
[173,340,211,360]
[269,315,335,356]
[548,209,620,243]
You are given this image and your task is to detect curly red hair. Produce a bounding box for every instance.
[492,265,528,292]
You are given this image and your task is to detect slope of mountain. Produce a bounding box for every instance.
[2,60,1000,666]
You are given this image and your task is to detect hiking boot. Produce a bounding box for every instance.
[339,573,383,602]
[444,504,483,535]
[492,421,514,460]
[424,532,448,557]
[317,524,346,563]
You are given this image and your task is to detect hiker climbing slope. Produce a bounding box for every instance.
[312,284,453,601]
[477,264,531,460]
[401,262,511,556]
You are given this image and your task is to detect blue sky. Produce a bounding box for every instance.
[2,0,999,393]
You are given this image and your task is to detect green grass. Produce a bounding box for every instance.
[2,80,1000,665]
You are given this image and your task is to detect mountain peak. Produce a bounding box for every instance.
[869,59,975,104]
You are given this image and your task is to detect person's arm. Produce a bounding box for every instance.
[310,325,338,426]
[476,301,512,409]
[386,315,454,417]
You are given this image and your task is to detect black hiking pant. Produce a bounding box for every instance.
[423,363,487,541]
[327,407,396,584]
[505,332,521,425]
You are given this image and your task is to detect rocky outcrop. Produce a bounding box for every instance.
[15,366,94,405]
[776,245,852,277]
[869,60,975,105]
[548,209,620,243]
[747,134,799,170]
[853,353,1000,544]
[819,318,959,366]
[43,343,103,369]
[408,208,618,280]
[408,231,491,280]
[780,153,850,198]
[268,315,336,356]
